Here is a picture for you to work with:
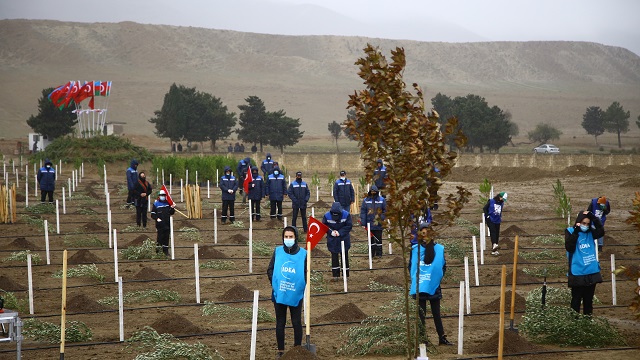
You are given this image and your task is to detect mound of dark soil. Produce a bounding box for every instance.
[265,219,283,229]
[508,269,541,284]
[620,177,640,188]
[387,256,405,267]
[560,164,592,176]
[190,246,228,259]
[281,346,318,360]
[68,249,103,265]
[15,193,26,202]
[374,275,403,287]
[312,200,330,208]
[471,329,542,354]
[603,234,620,246]
[8,237,39,250]
[83,222,105,231]
[228,234,248,244]
[86,190,101,199]
[501,225,528,238]
[151,313,201,335]
[133,267,168,280]
[448,166,553,183]
[218,284,253,301]
[492,252,524,264]
[484,290,526,312]
[127,234,152,247]
[318,302,367,322]
[0,275,26,291]
[177,220,198,229]
[67,294,109,312]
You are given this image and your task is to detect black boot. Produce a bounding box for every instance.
[439,336,453,345]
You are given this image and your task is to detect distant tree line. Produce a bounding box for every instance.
[149,84,303,153]
[582,101,632,148]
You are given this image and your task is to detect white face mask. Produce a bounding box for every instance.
[284,239,295,248]
[274,171,279,176]
[340,177,346,180]
[580,225,590,232]
[46,165,51,168]
[159,196,166,201]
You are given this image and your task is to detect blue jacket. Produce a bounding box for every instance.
[323,202,353,253]
[150,199,175,230]
[360,194,387,231]
[247,173,265,201]
[126,159,139,191]
[333,178,354,208]
[588,198,610,225]
[483,197,504,224]
[219,166,238,201]
[37,159,56,191]
[261,153,275,176]
[288,179,310,208]
[409,243,445,297]
[236,157,251,181]
[373,160,387,189]
[410,209,432,245]
[267,172,287,201]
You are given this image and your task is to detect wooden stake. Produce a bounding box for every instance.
[60,249,68,359]
[510,235,519,328]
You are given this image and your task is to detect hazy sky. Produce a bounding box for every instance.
[2,0,639,55]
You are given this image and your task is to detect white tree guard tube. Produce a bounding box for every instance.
[458,280,465,355]
[170,216,175,260]
[472,236,479,286]
[194,243,201,304]
[341,240,348,293]
[113,229,119,282]
[44,219,50,265]
[367,223,373,269]
[28,254,34,314]
[611,253,617,306]
[250,290,259,360]
[118,276,124,342]
[464,256,471,314]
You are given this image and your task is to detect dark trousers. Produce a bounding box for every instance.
[250,199,261,220]
[222,200,235,223]
[331,250,350,278]
[291,206,308,232]
[488,221,501,245]
[418,298,445,340]
[370,229,383,257]
[571,284,597,315]
[274,300,303,351]
[136,206,148,227]
[270,200,283,220]
[40,190,53,203]
[156,228,170,255]
[126,189,135,204]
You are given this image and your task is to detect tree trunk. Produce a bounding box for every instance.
[594,135,599,146]
[617,130,622,148]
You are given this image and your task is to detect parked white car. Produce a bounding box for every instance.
[533,144,560,154]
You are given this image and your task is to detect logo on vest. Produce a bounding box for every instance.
[280,260,296,280]
[578,243,591,250]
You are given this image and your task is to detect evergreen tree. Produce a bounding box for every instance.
[581,106,605,145]
[603,101,630,148]
[237,96,269,152]
[268,110,304,153]
[26,87,77,140]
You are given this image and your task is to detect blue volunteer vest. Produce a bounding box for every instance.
[566,227,601,276]
[272,246,307,306]
[410,243,445,296]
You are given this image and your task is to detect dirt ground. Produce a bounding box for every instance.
[1,160,639,360]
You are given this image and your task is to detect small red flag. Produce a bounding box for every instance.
[243,168,253,193]
[305,216,330,250]
[160,184,175,207]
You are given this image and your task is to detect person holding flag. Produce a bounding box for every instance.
[150,189,175,256]
[219,166,238,224]
[287,171,310,233]
[323,202,353,281]
[237,157,252,205]
[267,225,307,359]
[246,166,265,221]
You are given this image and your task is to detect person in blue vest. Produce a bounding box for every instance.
[287,171,310,232]
[373,159,387,195]
[150,189,175,256]
[409,221,453,346]
[323,202,353,281]
[236,157,252,204]
[333,170,355,211]
[219,166,238,224]
[266,166,287,221]
[261,153,275,178]
[360,185,387,258]
[483,191,507,255]
[247,166,265,221]
[267,225,307,359]
[586,196,610,252]
[565,210,604,316]
[37,158,56,203]
[125,159,139,207]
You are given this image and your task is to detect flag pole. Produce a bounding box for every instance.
[305,239,312,351]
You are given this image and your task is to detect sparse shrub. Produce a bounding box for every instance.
[310,270,327,293]
[126,326,222,360]
[23,318,92,343]
[200,260,236,270]
[178,227,202,242]
[520,249,563,261]
[52,264,105,282]
[25,203,55,214]
[0,290,28,313]
[478,178,492,208]
[531,235,564,245]
[3,250,41,264]
[63,235,107,248]
[120,239,166,260]
[250,240,273,256]
[202,302,275,322]
[98,289,181,307]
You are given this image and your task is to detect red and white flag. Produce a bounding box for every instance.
[305,216,329,250]
[160,184,175,207]
[243,168,253,193]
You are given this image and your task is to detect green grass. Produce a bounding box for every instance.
[24,203,56,214]
[31,135,153,163]
[23,318,92,344]
[250,240,273,256]
[52,264,105,282]
[0,290,28,313]
[125,327,223,360]
[178,227,202,242]
[120,239,167,260]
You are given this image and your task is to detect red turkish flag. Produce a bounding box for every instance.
[160,185,175,207]
[305,216,329,250]
[243,168,253,193]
